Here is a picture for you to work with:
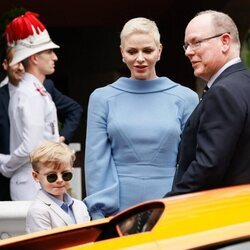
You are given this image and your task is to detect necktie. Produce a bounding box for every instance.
[201,85,209,98]
[61,203,69,213]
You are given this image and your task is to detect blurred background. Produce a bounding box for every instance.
[0,0,249,197]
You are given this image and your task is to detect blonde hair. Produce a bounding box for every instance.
[120,17,161,48]
[30,141,75,171]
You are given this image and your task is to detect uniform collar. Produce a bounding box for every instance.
[22,72,44,86]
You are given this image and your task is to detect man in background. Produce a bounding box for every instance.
[0,46,24,200]
[0,14,83,200]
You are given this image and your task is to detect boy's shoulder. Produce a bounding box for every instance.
[72,197,88,209]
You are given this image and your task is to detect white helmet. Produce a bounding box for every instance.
[5,11,59,66]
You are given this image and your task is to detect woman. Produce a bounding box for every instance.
[84,17,199,219]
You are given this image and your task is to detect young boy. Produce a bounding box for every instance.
[26,141,90,233]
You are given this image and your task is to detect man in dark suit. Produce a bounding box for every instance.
[0,83,11,200]
[165,10,250,197]
[0,47,83,200]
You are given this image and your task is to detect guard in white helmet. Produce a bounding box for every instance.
[0,11,60,200]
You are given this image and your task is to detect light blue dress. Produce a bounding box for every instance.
[84,77,198,219]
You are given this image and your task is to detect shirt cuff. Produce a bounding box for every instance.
[0,163,12,178]
[90,210,105,220]
[0,154,11,165]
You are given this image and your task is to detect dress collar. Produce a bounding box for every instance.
[110,77,178,93]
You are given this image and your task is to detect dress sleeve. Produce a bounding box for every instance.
[83,90,119,220]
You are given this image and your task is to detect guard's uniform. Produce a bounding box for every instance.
[0,72,59,200]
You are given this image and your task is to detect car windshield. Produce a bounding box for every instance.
[116,207,164,236]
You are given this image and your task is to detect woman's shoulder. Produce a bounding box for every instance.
[164,78,198,100]
[90,81,124,100]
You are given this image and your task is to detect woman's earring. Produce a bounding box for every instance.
[122,57,125,63]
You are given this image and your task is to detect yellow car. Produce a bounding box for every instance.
[1,185,250,250]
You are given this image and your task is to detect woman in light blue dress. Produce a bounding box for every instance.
[84,17,199,219]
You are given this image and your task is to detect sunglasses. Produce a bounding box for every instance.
[36,171,73,183]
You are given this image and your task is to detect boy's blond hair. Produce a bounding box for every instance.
[30,141,75,171]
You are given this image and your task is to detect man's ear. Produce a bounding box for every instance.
[30,54,39,65]
[2,59,8,70]
[221,33,231,53]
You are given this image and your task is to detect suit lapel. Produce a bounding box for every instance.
[71,200,85,223]
[0,85,10,116]
[72,201,80,223]
[186,62,246,130]
[37,190,74,225]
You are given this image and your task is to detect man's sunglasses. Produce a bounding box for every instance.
[36,171,73,183]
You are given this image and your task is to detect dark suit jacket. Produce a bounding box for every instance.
[44,79,83,143]
[0,84,11,200]
[0,79,83,200]
[166,62,250,196]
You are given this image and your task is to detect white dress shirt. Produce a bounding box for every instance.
[0,76,8,87]
[207,57,241,88]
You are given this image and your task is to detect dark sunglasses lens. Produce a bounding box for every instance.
[47,173,58,183]
[46,172,73,183]
[62,172,73,181]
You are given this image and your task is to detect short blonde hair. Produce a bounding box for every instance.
[30,141,75,171]
[120,17,161,48]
